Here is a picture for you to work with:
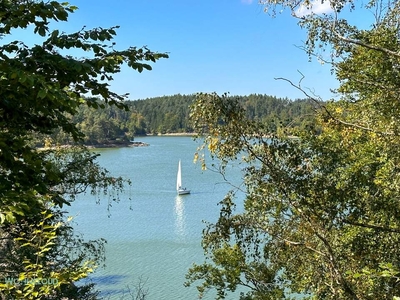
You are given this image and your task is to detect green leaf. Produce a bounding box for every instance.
[5,212,16,223]
[51,29,59,39]
[37,89,47,99]
[0,213,5,224]
[19,74,27,83]
[38,27,46,37]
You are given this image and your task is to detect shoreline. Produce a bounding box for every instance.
[156,132,197,137]
[36,133,197,150]
[37,141,149,150]
[88,141,149,148]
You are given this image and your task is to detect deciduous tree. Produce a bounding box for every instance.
[186,0,400,299]
[0,1,167,298]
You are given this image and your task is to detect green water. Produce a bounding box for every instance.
[68,136,245,299]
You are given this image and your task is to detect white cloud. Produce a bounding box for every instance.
[295,0,334,17]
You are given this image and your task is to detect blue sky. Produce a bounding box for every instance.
[15,0,341,101]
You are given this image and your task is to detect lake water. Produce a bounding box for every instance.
[68,136,245,299]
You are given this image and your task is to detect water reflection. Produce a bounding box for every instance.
[174,196,186,237]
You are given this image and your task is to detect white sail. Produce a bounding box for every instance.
[177,160,182,191]
[177,160,190,195]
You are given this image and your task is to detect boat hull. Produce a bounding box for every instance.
[178,189,190,195]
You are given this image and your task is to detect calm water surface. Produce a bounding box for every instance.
[68,136,245,299]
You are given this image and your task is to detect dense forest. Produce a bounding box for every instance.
[46,94,316,146]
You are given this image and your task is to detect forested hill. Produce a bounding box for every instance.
[49,94,316,146]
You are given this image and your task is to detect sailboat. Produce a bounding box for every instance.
[177,160,190,195]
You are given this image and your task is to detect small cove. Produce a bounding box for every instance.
[68,136,245,299]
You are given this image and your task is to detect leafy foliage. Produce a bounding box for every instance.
[186,1,400,298]
[0,1,166,298]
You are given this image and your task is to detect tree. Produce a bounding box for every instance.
[186,0,400,299]
[0,147,123,299]
[0,1,167,298]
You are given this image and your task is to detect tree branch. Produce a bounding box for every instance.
[274,74,395,136]
[342,220,400,234]
[334,32,400,59]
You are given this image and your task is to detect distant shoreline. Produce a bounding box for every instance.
[37,133,197,150]
[88,141,149,148]
[156,132,197,137]
[86,134,197,148]
[37,141,149,150]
